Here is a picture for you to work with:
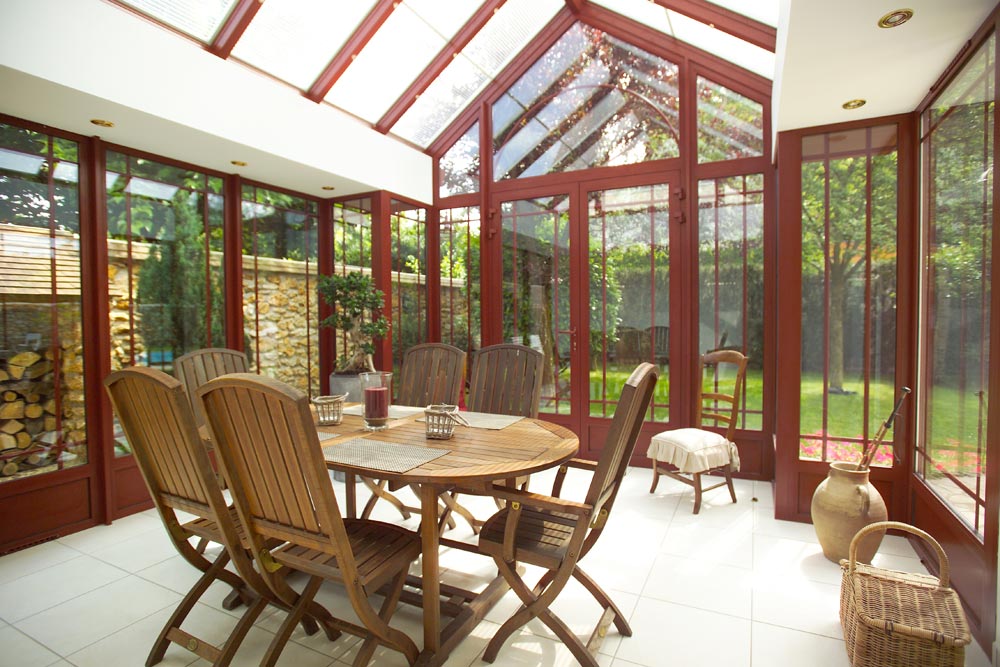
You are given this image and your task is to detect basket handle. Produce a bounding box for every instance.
[847,521,949,586]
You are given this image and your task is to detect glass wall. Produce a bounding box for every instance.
[698,174,764,429]
[587,184,670,421]
[440,206,481,354]
[797,126,900,467]
[330,197,374,369]
[919,35,994,537]
[241,184,319,396]
[389,200,427,374]
[106,151,225,455]
[0,122,86,481]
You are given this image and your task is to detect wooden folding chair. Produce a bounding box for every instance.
[198,373,421,667]
[438,344,544,533]
[477,363,658,667]
[103,367,335,667]
[173,348,249,428]
[360,343,465,525]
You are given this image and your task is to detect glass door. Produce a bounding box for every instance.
[498,194,575,418]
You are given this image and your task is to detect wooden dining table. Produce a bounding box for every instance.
[315,407,578,667]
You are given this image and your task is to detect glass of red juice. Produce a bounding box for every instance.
[359,371,392,431]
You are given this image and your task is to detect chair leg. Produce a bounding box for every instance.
[692,472,703,514]
[361,478,411,521]
[440,491,480,534]
[261,576,324,667]
[649,460,660,493]
[571,566,632,637]
[724,463,737,504]
[353,569,415,667]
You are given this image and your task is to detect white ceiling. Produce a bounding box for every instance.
[0,0,997,200]
[774,0,996,133]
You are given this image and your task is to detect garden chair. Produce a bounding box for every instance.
[198,373,421,667]
[439,343,544,532]
[173,347,249,428]
[478,363,658,667]
[647,349,748,513]
[360,343,466,525]
[103,367,335,667]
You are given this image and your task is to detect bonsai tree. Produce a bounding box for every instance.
[318,271,390,373]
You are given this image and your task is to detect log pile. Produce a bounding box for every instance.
[1,348,64,477]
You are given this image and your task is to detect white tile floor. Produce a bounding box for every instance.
[0,468,991,667]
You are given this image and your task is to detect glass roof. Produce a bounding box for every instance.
[116,0,236,43]
[108,0,776,152]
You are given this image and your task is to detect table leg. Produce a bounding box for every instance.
[419,484,440,657]
[345,472,357,518]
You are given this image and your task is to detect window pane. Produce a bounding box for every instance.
[798,127,900,469]
[697,77,764,163]
[588,184,670,422]
[698,174,763,430]
[107,150,225,456]
[390,201,427,376]
[439,123,480,198]
[0,123,86,481]
[501,196,572,416]
[232,0,378,90]
[919,35,994,537]
[440,207,481,353]
[242,185,319,396]
[116,0,236,42]
[589,0,774,78]
[330,198,373,368]
[391,0,563,147]
[493,23,679,180]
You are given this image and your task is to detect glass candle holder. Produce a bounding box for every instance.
[359,371,392,431]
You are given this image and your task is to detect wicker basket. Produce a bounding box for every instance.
[839,521,970,667]
[312,394,346,426]
[424,404,460,440]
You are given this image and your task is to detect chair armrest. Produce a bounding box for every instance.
[552,458,597,497]
[488,484,591,517]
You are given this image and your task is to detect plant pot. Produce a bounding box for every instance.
[811,462,887,564]
[328,373,362,403]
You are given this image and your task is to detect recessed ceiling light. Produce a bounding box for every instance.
[878,9,913,29]
[90,119,114,128]
[230,160,248,167]
[322,186,336,191]
[842,99,867,110]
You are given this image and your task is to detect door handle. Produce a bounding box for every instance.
[559,328,578,352]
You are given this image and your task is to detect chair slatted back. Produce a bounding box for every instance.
[467,344,544,417]
[198,374,359,579]
[104,367,238,548]
[584,363,658,519]
[696,349,748,442]
[397,343,466,407]
[174,348,249,426]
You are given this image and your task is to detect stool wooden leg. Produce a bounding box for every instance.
[692,472,703,514]
[724,464,737,504]
[649,460,660,493]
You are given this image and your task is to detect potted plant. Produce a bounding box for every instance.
[318,271,390,400]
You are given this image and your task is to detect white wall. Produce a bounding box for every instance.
[0,0,432,202]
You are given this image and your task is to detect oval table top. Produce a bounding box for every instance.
[317,412,578,489]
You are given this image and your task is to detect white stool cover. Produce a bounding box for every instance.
[647,428,741,474]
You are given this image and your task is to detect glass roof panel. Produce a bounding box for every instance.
[589,0,774,79]
[696,76,764,163]
[705,0,779,28]
[439,122,481,198]
[116,0,236,43]
[391,0,563,148]
[493,23,680,181]
[231,0,378,90]
[327,0,482,123]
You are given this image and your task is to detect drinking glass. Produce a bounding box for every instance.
[359,371,392,431]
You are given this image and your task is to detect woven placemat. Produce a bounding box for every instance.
[322,437,449,473]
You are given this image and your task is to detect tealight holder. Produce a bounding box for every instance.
[312,394,347,426]
[424,404,460,440]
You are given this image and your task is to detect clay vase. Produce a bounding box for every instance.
[810,462,887,564]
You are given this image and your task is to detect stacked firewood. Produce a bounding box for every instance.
[0,349,62,477]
